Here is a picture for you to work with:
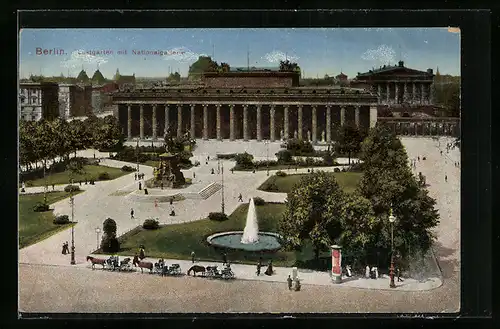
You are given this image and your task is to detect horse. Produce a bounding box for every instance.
[120,257,131,267]
[187,265,205,276]
[132,255,153,273]
[86,256,106,270]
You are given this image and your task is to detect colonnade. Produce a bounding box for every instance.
[379,120,460,137]
[123,103,378,142]
[376,81,433,105]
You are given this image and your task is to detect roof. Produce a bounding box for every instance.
[336,72,347,77]
[117,75,136,83]
[229,67,281,72]
[356,63,432,78]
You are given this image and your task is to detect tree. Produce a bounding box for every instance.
[94,115,124,151]
[359,125,408,172]
[335,125,365,164]
[279,171,346,260]
[101,217,120,252]
[279,60,301,75]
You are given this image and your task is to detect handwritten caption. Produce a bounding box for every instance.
[35,48,186,56]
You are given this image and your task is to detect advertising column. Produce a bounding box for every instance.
[331,245,342,284]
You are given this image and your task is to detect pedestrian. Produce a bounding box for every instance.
[170,197,173,205]
[231,168,234,174]
[161,182,164,190]
[21,182,25,193]
[130,208,135,219]
[397,267,404,282]
[134,173,137,180]
[85,179,88,185]
[295,166,298,172]
[211,168,215,174]
[445,175,447,182]
[193,172,196,179]
[207,156,210,161]
[52,183,55,191]
[79,180,81,186]
[256,262,261,276]
[252,169,256,174]
[139,181,142,190]
[417,156,420,161]
[139,246,145,260]
[222,252,227,265]
[265,260,273,276]
[238,193,243,202]
[287,275,293,290]
[191,251,196,263]
[440,150,443,156]
[62,242,67,255]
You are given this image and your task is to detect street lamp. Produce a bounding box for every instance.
[388,207,396,288]
[221,160,225,214]
[95,227,101,250]
[265,140,270,176]
[70,193,76,265]
[135,138,140,173]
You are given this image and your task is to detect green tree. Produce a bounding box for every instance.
[279,171,346,260]
[336,125,365,164]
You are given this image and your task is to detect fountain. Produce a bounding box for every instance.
[241,198,259,244]
[206,198,282,252]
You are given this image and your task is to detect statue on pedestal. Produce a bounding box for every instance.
[321,130,325,142]
[294,130,298,139]
[307,130,311,142]
[280,129,284,141]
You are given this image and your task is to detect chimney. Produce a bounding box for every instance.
[398,60,404,67]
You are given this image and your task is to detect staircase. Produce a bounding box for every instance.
[198,182,222,200]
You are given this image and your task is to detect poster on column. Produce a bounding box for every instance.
[17,13,465,315]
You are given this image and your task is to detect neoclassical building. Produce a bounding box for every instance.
[352,61,435,107]
[111,70,378,143]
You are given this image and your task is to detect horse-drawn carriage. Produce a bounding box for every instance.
[153,259,182,276]
[204,264,235,280]
[86,255,133,272]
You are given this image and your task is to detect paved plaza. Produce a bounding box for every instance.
[18,137,460,313]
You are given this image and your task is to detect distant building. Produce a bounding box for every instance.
[19,82,59,121]
[335,72,348,82]
[76,69,91,84]
[58,84,93,119]
[92,82,119,113]
[114,68,136,90]
[91,69,107,85]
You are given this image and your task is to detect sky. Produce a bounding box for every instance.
[19,28,460,79]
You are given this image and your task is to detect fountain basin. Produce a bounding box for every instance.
[207,231,282,252]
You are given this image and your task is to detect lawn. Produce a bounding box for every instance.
[19,191,81,248]
[25,165,129,187]
[110,203,332,269]
[258,172,362,194]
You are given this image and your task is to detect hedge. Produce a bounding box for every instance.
[98,172,110,180]
[53,215,70,225]
[253,196,266,206]
[143,218,160,230]
[121,165,136,172]
[64,184,80,193]
[33,202,50,212]
[208,212,228,222]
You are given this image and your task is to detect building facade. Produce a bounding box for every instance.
[19,82,59,121]
[353,61,435,107]
[111,71,378,143]
[58,84,93,119]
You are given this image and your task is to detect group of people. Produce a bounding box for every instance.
[134,173,145,180]
[287,275,301,291]
[256,257,274,276]
[61,241,70,255]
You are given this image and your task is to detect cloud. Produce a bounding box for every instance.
[447,27,460,33]
[60,49,109,70]
[361,45,396,65]
[262,50,299,63]
[161,47,208,62]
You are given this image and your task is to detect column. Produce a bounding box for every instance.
[354,105,360,128]
[412,83,417,103]
[256,105,262,141]
[229,104,235,141]
[283,105,289,140]
[340,106,346,127]
[177,104,182,138]
[297,105,303,140]
[421,83,426,104]
[152,104,157,140]
[216,104,222,140]
[139,104,144,139]
[243,104,249,141]
[127,104,132,139]
[203,104,208,140]
[164,104,170,137]
[395,83,399,104]
[270,105,276,142]
[311,105,317,144]
[369,105,377,128]
[190,104,196,139]
[404,82,408,102]
[377,84,382,104]
[386,82,390,103]
[326,105,331,142]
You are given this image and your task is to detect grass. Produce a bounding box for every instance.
[19,191,81,249]
[258,172,362,194]
[25,165,129,187]
[108,203,332,269]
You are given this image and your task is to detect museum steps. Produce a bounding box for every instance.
[198,182,222,199]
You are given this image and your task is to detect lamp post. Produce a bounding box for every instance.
[221,160,225,214]
[388,208,396,288]
[95,227,101,250]
[265,140,270,176]
[135,138,140,173]
[70,192,76,265]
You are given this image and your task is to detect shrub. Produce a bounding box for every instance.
[323,153,335,166]
[103,217,117,236]
[253,196,266,206]
[142,218,160,230]
[276,150,293,163]
[235,152,254,168]
[64,184,80,193]
[53,215,70,225]
[286,138,314,155]
[98,172,110,180]
[101,235,120,253]
[33,202,49,212]
[275,170,287,177]
[334,167,341,172]
[349,162,364,172]
[208,212,229,222]
[121,165,136,172]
